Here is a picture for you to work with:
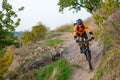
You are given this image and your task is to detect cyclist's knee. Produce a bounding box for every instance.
[85,41,89,46]
[78,43,81,47]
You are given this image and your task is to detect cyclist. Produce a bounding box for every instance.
[73,19,94,53]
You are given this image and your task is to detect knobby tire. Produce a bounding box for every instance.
[85,50,93,70]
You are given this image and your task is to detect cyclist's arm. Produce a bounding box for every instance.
[83,23,93,35]
[83,23,94,39]
[73,25,79,37]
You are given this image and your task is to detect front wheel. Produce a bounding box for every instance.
[88,60,93,70]
[85,50,93,70]
[85,50,91,61]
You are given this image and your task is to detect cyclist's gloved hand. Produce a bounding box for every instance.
[74,36,77,39]
[91,36,94,40]
[76,39,79,42]
[90,35,94,40]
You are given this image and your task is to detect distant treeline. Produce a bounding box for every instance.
[14,31,23,37]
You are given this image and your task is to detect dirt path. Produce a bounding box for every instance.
[60,32,103,80]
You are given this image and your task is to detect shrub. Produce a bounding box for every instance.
[0,46,14,75]
[94,0,120,32]
[0,47,7,58]
[32,22,48,39]
[93,0,120,49]
[20,31,34,45]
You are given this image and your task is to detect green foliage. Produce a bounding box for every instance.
[92,1,120,79]
[32,23,48,39]
[20,31,34,45]
[94,29,101,40]
[58,0,102,13]
[33,59,71,80]
[55,24,73,32]
[0,0,24,49]
[0,47,7,57]
[18,7,24,11]
[112,49,119,55]
[93,0,120,50]
[102,33,111,50]
[0,76,3,80]
[20,23,48,45]
[44,38,63,46]
[94,0,120,30]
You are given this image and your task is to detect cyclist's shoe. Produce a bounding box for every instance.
[80,47,84,53]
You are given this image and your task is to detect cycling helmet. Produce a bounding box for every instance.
[76,19,83,25]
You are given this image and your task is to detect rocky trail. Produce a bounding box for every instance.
[8,32,103,80]
[60,32,103,80]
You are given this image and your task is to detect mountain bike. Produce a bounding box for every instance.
[78,38,93,70]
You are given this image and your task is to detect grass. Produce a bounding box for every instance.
[92,61,112,80]
[0,47,7,58]
[33,59,71,80]
[71,64,81,68]
[55,24,73,32]
[44,38,63,46]
[92,47,120,80]
[43,31,62,39]
[0,76,3,80]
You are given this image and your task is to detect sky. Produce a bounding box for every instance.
[6,0,92,31]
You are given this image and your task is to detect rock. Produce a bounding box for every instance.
[22,56,52,73]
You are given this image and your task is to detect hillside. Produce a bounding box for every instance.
[4,27,103,80]
[0,0,120,80]
[1,12,119,80]
[1,12,120,79]
[1,19,120,80]
[1,8,120,80]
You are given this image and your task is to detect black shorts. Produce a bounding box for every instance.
[76,31,88,39]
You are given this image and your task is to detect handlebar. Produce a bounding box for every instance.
[87,38,94,42]
[76,38,93,43]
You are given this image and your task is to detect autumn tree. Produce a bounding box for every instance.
[0,0,24,49]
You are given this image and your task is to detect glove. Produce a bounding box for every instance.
[90,34,94,40]
[91,36,94,40]
[74,36,77,39]
[76,39,79,42]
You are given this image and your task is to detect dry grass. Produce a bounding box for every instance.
[55,24,73,32]
[50,68,59,80]
[0,46,14,75]
[92,45,120,80]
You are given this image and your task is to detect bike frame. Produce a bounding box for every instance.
[81,38,89,51]
[78,38,93,70]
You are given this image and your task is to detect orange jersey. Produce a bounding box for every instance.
[73,23,91,36]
